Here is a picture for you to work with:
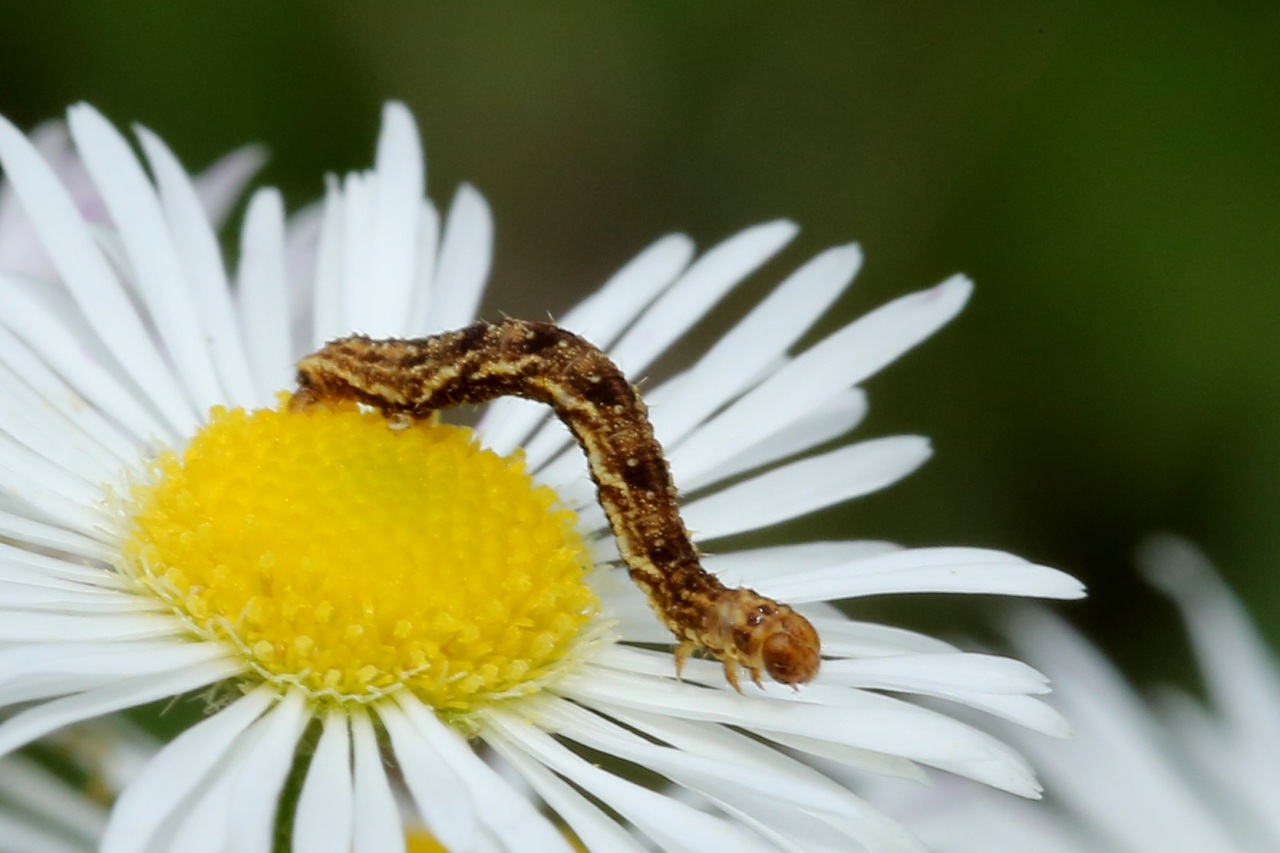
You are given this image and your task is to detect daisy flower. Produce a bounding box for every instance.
[866,536,1280,853]
[0,102,1082,852]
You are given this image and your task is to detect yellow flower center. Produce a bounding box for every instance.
[118,399,597,715]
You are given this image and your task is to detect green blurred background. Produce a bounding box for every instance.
[2,2,1278,686]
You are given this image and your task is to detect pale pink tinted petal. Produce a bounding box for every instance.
[0,112,194,434]
[194,144,267,227]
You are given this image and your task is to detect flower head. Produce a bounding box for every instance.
[0,102,1082,851]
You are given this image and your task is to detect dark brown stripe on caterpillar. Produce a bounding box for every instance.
[292,318,820,689]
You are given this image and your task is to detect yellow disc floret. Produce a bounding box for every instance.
[119,399,597,714]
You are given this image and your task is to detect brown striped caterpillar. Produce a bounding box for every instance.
[292,319,821,689]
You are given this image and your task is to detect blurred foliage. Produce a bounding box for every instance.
[2,1,1279,688]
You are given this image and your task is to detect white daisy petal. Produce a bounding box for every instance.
[680,387,869,492]
[136,125,258,409]
[876,544,1280,853]
[486,734,649,853]
[711,793,915,853]
[486,715,774,853]
[0,612,186,643]
[538,697,860,818]
[0,510,112,560]
[603,705,928,853]
[0,322,137,465]
[0,359,119,484]
[671,276,971,479]
[102,688,275,853]
[350,708,406,853]
[562,233,697,346]
[0,540,126,586]
[757,729,930,785]
[703,540,902,580]
[351,102,424,338]
[548,384,870,518]
[404,198,442,335]
[292,712,355,853]
[393,693,570,851]
[66,105,225,414]
[1139,535,1280,758]
[0,656,238,759]
[160,763,238,853]
[0,277,172,444]
[0,641,229,707]
[0,113,195,435]
[236,188,293,402]
[0,582,158,613]
[0,432,106,530]
[0,562,123,593]
[424,183,492,332]
[607,220,797,380]
[683,436,932,542]
[818,653,1050,695]
[656,243,862,449]
[336,172,376,333]
[229,690,311,853]
[284,201,324,355]
[565,668,1042,796]
[585,646,927,782]
[729,546,1086,603]
[814,618,962,657]
[379,702,477,853]
[309,176,347,347]
[952,692,1072,737]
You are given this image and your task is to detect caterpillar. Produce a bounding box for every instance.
[292,318,820,689]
